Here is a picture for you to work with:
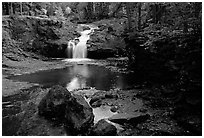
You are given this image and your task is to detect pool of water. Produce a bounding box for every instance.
[7,64,139,91]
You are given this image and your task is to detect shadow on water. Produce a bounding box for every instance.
[7,64,142,91]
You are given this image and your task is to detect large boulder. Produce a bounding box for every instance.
[38,85,94,134]
[90,119,117,136]
[87,18,126,59]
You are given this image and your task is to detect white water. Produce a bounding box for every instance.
[66,24,98,59]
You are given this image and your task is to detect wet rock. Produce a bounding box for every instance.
[105,93,118,99]
[91,119,117,136]
[91,100,102,108]
[89,96,105,108]
[108,112,150,126]
[89,97,100,105]
[87,19,126,59]
[82,26,90,31]
[110,106,118,113]
[38,85,94,134]
[87,48,119,59]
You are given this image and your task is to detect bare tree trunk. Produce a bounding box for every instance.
[194,2,201,19]
[29,2,32,15]
[183,21,188,33]
[99,2,104,19]
[86,2,93,21]
[138,3,142,30]
[10,2,13,15]
[103,2,109,18]
[20,2,23,15]
[126,2,132,31]
[2,3,9,15]
[152,4,157,23]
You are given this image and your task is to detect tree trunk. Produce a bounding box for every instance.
[183,21,188,33]
[103,2,109,18]
[194,2,201,19]
[10,2,13,15]
[29,2,32,15]
[3,2,10,15]
[20,2,23,15]
[126,2,132,31]
[98,2,103,19]
[86,2,93,21]
[138,3,142,30]
[152,4,156,23]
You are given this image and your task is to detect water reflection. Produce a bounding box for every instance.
[73,64,89,78]
[66,64,89,91]
[66,77,87,91]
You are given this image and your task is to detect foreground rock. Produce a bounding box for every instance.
[38,85,94,134]
[90,119,117,136]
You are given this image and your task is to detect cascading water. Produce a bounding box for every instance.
[66,24,98,59]
[73,29,91,58]
[66,40,75,58]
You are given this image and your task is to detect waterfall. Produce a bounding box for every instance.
[73,29,92,58]
[66,40,75,58]
[66,24,98,59]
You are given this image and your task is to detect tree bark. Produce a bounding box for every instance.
[10,2,13,15]
[3,2,10,15]
[194,2,201,19]
[183,21,188,33]
[86,2,93,21]
[138,3,142,30]
[20,2,23,15]
[152,4,156,23]
[126,2,132,31]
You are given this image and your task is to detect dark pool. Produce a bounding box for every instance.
[7,65,140,91]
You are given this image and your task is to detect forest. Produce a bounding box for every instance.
[2,2,202,136]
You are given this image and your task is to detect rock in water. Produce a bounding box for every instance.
[38,85,94,134]
[108,112,150,126]
[91,119,117,136]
